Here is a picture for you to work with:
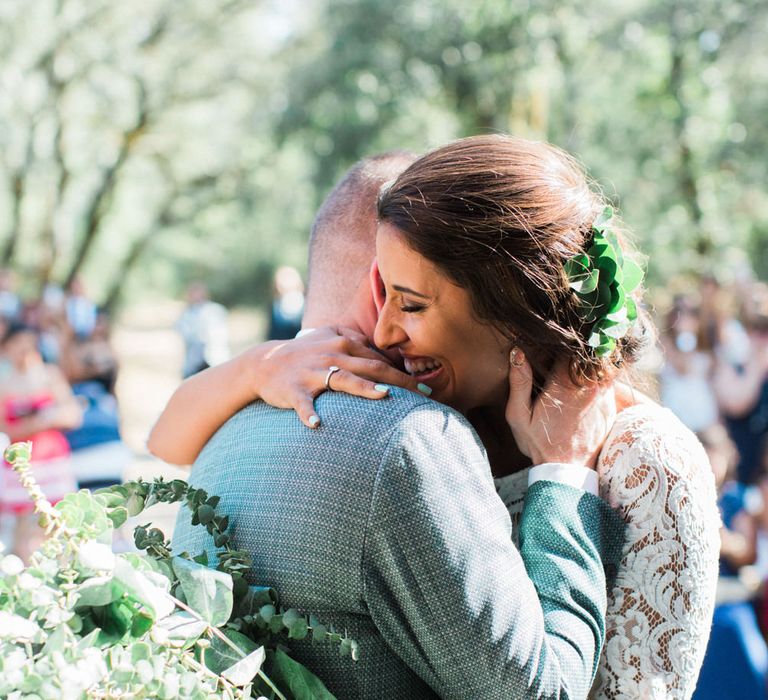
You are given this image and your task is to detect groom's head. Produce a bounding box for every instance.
[302,151,417,334]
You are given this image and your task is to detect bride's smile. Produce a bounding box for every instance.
[373,221,510,414]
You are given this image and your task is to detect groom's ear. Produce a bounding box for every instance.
[370,259,386,315]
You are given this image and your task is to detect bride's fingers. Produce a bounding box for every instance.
[342,357,428,394]
[505,349,533,422]
[323,367,391,401]
[293,392,322,429]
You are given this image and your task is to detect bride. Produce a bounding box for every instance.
[150,135,720,698]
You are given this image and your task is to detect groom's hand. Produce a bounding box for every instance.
[505,350,616,468]
[252,326,428,428]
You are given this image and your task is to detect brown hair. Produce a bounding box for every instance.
[377,134,652,386]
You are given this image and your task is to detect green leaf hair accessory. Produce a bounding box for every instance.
[564,206,644,357]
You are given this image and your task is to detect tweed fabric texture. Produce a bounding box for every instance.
[173,387,624,699]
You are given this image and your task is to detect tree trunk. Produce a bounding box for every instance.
[63,86,149,288]
[667,11,709,255]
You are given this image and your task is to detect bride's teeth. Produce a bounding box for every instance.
[404,358,441,375]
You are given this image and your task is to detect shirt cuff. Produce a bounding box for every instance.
[528,463,599,495]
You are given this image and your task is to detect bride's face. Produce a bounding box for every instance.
[373,222,511,413]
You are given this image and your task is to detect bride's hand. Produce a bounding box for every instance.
[250,326,428,428]
[504,349,616,469]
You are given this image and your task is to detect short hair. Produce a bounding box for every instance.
[304,151,418,321]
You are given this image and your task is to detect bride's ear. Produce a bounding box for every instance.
[370,259,386,314]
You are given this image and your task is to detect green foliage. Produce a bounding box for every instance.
[1,1,766,307]
[1,443,352,699]
[566,207,645,357]
[269,649,337,700]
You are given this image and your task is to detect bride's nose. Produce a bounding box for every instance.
[373,301,408,350]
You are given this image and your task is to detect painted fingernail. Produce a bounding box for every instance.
[308,415,320,428]
[417,383,432,396]
[374,384,390,393]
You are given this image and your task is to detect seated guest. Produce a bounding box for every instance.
[0,323,81,560]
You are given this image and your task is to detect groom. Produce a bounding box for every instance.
[172,152,624,699]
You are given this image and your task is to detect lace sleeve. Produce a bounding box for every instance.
[592,405,721,700]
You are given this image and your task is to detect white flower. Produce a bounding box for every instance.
[0,554,24,576]
[77,541,115,572]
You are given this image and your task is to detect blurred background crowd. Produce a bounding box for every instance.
[1,0,767,694]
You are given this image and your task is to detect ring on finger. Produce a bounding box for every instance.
[509,347,525,367]
[325,365,342,390]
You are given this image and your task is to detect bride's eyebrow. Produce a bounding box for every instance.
[393,285,430,299]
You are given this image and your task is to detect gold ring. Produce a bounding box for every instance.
[324,365,341,390]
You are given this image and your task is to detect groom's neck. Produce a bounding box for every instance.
[301,276,378,343]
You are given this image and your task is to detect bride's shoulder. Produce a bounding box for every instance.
[600,398,711,482]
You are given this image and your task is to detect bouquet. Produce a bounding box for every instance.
[0,442,356,699]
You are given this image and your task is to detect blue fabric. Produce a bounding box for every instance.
[719,483,751,578]
[694,483,768,698]
[692,602,767,700]
[172,388,624,699]
[725,377,768,485]
[64,381,121,451]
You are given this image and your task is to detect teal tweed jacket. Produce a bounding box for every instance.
[173,387,624,699]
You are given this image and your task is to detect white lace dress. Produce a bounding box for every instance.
[496,403,721,699]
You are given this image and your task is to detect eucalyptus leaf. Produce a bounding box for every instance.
[204,629,258,676]
[626,297,638,321]
[114,557,174,620]
[593,206,613,232]
[269,648,338,700]
[622,259,644,292]
[93,490,126,508]
[579,268,601,294]
[131,641,153,663]
[125,492,146,517]
[604,230,624,267]
[606,306,628,324]
[596,336,617,356]
[587,241,610,261]
[172,556,233,627]
[595,254,618,280]
[74,575,121,608]
[236,586,278,619]
[42,622,75,654]
[564,255,590,284]
[608,285,626,314]
[155,611,207,646]
[108,506,129,529]
[221,645,266,686]
[602,320,631,339]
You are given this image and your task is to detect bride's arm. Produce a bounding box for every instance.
[147,327,426,465]
[593,411,720,698]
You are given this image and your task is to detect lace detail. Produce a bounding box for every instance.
[495,403,720,700]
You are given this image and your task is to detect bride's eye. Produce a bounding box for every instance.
[401,303,426,313]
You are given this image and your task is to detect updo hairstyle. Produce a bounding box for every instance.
[377,134,653,387]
